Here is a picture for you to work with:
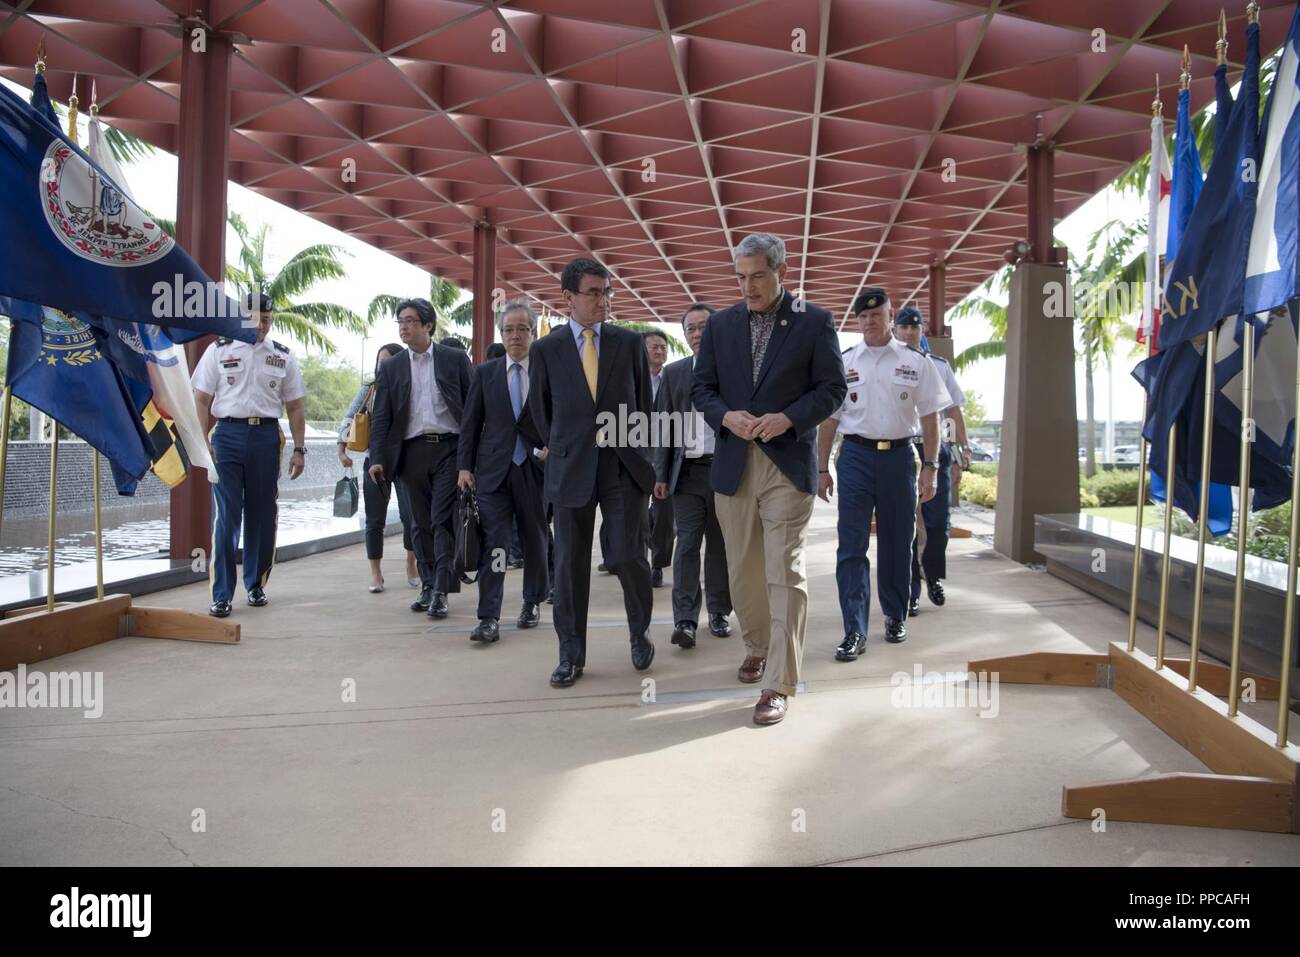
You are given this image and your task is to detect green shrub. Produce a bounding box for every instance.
[1254,501,1291,537]
[968,462,998,479]
[1079,488,1100,509]
[1086,469,1141,507]
[960,472,998,508]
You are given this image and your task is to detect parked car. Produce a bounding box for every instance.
[968,443,995,462]
[1112,444,1140,464]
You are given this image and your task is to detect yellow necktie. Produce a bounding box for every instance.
[582,328,598,400]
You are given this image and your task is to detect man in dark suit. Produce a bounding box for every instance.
[457,299,549,643]
[643,329,674,587]
[692,233,847,725]
[528,258,656,687]
[654,303,733,650]
[369,297,472,619]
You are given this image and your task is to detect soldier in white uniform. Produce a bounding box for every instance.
[892,305,970,615]
[816,287,950,660]
[192,292,308,618]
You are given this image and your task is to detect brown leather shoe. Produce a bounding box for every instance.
[737,656,766,684]
[753,690,787,726]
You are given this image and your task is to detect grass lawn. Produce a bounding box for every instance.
[1082,505,1165,529]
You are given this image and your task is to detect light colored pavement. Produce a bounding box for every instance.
[2,496,1298,866]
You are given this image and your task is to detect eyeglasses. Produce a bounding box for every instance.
[573,287,615,302]
[501,324,533,336]
[396,318,424,328]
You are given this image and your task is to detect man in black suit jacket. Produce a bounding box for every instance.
[369,297,472,619]
[528,258,656,687]
[457,299,548,643]
[654,303,733,650]
[692,233,847,725]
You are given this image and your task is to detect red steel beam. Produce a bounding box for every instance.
[169,22,232,562]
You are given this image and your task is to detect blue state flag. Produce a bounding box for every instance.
[0,80,254,342]
[5,301,154,489]
[1148,84,1233,535]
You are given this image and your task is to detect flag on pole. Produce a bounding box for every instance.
[1134,14,1287,521]
[1210,2,1300,505]
[85,106,218,481]
[1139,110,1172,346]
[1147,80,1234,535]
[0,80,254,341]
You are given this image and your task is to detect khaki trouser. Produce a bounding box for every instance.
[714,443,815,696]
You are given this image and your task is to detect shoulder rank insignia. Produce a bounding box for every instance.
[273,340,290,354]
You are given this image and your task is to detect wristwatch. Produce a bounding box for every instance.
[922,460,939,470]
[293,446,308,455]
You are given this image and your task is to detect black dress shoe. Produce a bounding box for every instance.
[545,589,554,605]
[507,558,524,570]
[908,596,920,617]
[927,580,946,606]
[709,613,732,637]
[885,618,907,643]
[651,567,664,587]
[516,602,540,629]
[550,660,579,687]
[411,587,433,612]
[670,621,697,649]
[597,562,609,573]
[470,618,499,643]
[247,587,268,607]
[427,592,449,618]
[209,600,232,618]
[835,632,867,661]
[630,633,655,671]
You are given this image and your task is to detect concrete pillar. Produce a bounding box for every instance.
[471,224,497,365]
[169,21,232,561]
[993,261,1078,562]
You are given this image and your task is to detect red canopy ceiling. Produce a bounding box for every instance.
[0,0,1292,322]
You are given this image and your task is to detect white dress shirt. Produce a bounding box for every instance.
[191,337,306,418]
[681,356,715,458]
[930,354,966,411]
[404,345,459,439]
[834,337,951,439]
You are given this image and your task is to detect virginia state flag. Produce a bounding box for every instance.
[0,80,253,341]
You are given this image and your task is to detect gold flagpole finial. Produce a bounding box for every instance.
[1180,44,1192,90]
[1217,9,1229,65]
[35,35,46,73]
[1152,74,1163,117]
[66,73,79,146]
[1247,1,1259,26]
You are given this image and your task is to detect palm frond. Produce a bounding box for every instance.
[269,245,352,300]
[951,339,1006,372]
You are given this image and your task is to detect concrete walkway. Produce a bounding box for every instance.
[2,498,1299,866]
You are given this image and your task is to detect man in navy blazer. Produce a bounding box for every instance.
[369,297,472,620]
[457,299,549,644]
[692,233,847,725]
[528,258,656,687]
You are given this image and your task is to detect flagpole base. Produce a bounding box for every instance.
[0,594,238,670]
[968,642,1300,833]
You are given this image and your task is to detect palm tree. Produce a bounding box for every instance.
[225,212,366,353]
[367,276,471,346]
[950,266,1011,372]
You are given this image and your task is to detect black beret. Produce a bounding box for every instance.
[894,305,923,326]
[244,290,274,314]
[852,287,889,314]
